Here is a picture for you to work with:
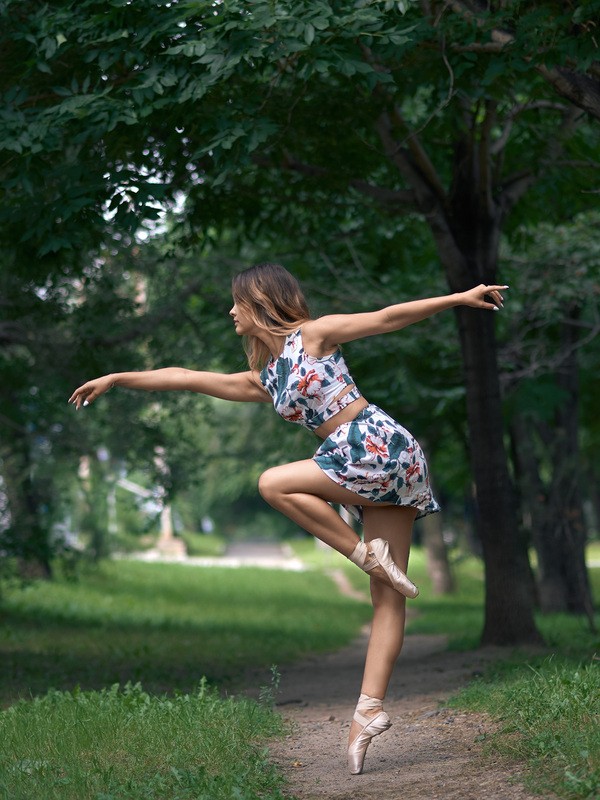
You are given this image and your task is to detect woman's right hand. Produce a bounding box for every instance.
[68,375,115,410]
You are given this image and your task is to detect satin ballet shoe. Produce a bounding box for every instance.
[348,538,419,599]
[348,693,392,775]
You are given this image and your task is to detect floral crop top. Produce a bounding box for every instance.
[259,329,362,432]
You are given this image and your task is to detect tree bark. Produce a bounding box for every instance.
[454,304,540,644]
[535,316,594,621]
[507,317,594,623]
[422,512,455,595]
[0,431,52,579]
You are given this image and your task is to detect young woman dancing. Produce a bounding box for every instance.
[69,263,507,774]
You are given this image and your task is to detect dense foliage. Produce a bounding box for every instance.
[1,0,598,642]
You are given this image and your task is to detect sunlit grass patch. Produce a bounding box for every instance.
[0,681,288,800]
[289,538,488,646]
[0,559,371,707]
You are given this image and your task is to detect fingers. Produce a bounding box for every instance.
[68,383,95,410]
[482,284,508,311]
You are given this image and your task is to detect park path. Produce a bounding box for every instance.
[241,567,555,800]
[222,541,305,570]
[121,540,305,570]
[127,541,553,798]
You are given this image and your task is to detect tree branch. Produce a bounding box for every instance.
[499,169,536,213]
[252,153,417,209]
[388,106,448,205]
[536,64,600,121]
[348,178,416,207]
[447,0,600,121]
[374,112,437,210]
[359,41,452,204]
[453,42,508,54]
[490,100,570,156]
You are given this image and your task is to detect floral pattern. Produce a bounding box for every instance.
[313,404,440,523]
[260,329,440,524]
[260,329,362,431]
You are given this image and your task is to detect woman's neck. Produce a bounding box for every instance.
[256,330,287,359]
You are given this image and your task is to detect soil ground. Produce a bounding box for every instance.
[138,543,553,799]
[241,567,553,800]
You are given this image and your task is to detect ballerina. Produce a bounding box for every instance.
[69,263,507,774]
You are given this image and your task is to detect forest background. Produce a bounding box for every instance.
[1,0,599,647]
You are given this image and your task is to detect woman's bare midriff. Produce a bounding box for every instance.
[314,393,369,440]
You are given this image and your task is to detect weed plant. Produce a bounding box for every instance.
[0,680,288,800]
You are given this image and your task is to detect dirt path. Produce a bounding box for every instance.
[242,572,552,800]
[136,545,551,798]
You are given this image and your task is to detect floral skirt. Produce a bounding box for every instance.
[313,404,440,525]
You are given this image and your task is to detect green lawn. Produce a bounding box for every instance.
[0,559,371,707]
[0,558,371,800]
[1,543,598,800]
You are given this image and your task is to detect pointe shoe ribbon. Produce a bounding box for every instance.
[348,694,391,775]
[348,538,419,598]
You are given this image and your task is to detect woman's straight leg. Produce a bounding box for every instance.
[257,458,421,757]
[348,505,417,746]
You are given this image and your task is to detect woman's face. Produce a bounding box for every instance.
[229,301,255,336]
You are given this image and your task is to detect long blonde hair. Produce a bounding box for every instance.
[231,263,311,370]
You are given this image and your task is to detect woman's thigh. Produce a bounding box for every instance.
[259,459,392,507]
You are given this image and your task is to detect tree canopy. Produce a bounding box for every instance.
[1,0,598,643]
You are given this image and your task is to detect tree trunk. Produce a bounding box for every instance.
[376,105,543,644]
[0,432,52,579]
[454,305,540,644]
[533,315,594,621]
[508,312,594,622]
[422,512,455,595]
[552,317,593,618]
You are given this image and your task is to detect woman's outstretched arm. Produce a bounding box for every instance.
[68,368,270,410]
[306,284,508,350]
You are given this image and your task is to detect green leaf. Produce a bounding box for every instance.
[311,17,330,31]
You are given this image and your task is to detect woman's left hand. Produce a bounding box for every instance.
[460,284,508,311]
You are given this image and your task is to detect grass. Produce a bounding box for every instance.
[2,539,599,799]
[448,657,599,800]
[0,681,288,800]
[0,557,372,800]
[0,559,371,707]
[289,536,487,648]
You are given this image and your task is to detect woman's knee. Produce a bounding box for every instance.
[258,467,284,504]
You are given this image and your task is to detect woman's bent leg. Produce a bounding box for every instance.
[258,459,363,557]
[259,458,416,592]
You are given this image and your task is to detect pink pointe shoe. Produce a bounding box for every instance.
[348,693,392,774]
[348,538,419,599]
